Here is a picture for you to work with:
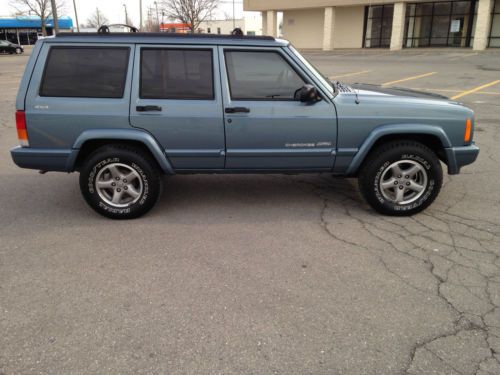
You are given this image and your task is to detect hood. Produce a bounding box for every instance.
[335,82,450,101]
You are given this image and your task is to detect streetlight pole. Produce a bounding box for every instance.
[147,7,152,31]
[72,0,80,32]
[232,0,235,29]
[154,1,160,32]
[139,0,143,30]
[123,4,128,25]
[50,0,59,34]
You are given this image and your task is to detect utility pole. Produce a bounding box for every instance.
[123,4,128,25]
[50,0,59,34]
[139,0,143,30]
[232,0,235,29]
[72,0,80,32]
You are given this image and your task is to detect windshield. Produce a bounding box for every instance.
[288,45,334,96]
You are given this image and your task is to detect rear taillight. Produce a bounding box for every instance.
[15,110,29,147]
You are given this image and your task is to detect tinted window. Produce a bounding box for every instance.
[40,47,129,98]
[224,51,305,100]
[140,49,214,100]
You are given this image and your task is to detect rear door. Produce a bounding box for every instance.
[219,47,337,170]
[130,44,225,169]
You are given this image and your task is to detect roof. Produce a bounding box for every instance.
[0,16,73,29]
[51,32,288,47]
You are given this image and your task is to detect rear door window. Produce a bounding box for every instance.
[140,48,214,100]
[40,46,130,98]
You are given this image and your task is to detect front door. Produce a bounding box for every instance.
[219,47,337,170]
[130,45,225,169]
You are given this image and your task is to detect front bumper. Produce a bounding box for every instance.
[10,147,76,172]
[445,143,480,175]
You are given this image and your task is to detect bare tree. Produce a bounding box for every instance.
[10,0,65,36]
[85,7,109,29]
[160,0,218,33]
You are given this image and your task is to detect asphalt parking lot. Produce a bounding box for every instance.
[1,46,500,374]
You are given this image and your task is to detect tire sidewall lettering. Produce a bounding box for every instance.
[98,201,131,215]
[131,162,149,206]
[374,161,390,204]
[401,153,431,170]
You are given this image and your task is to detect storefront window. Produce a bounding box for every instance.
[404,1,477,48]
[364,5,394,48]
[0,28,50,45]
[490,0,500,47]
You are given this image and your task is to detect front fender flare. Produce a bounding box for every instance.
[345,124,452,175]
[67,129,175,174]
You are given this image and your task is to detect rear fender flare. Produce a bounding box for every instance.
[67,129,175,174]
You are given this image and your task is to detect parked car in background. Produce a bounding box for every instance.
[10,30,479,219]
[0,40,23,54]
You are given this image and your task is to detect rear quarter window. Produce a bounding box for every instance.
[39,46,130,98]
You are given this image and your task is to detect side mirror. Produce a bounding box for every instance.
[295,84,320,103]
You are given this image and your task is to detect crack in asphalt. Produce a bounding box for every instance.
[279,170,500,375]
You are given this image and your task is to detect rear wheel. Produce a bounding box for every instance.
[79,145,163,219]
[358,140,443,216]
[15,48,22,54]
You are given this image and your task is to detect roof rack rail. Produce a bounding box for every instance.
[97,24,138,34]
[56,32,276,41]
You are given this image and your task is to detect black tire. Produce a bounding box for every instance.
[15,48,22,54]
[79,145,163,219]
[358,140,443,216]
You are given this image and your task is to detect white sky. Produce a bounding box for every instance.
[0,0,245,27]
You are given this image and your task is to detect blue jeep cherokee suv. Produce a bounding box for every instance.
[11,32,479,219]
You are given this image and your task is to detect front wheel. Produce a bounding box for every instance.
[79,145,163,219]
[15,48,22,54]
[358,140,443,216]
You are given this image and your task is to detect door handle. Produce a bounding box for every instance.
[225,107,250,114]
[136,105,162,112]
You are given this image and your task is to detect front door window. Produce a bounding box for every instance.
[224,51,305,101]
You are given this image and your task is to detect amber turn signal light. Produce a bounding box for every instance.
[464,118,472,143]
